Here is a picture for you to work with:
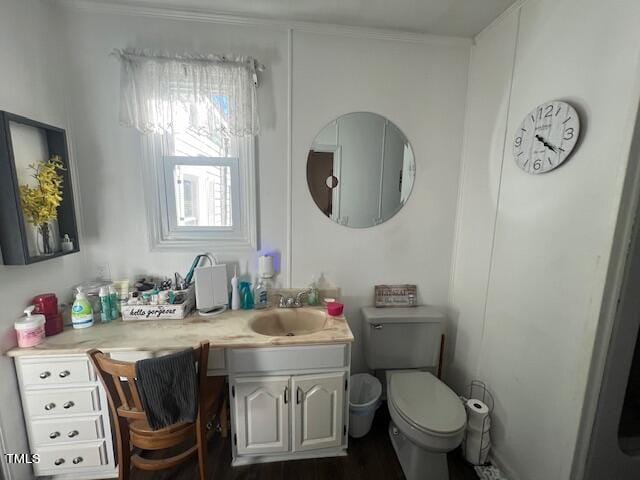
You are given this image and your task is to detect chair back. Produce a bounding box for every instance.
[88,342,210,423]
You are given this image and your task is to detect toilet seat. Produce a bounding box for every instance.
[388,371,466,437]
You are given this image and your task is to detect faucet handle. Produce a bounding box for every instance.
[273,293,286,308]
[295,289,311,306]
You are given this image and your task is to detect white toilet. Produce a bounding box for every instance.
[361,306,466,480]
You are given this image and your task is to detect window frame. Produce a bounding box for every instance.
[141,133,257,252]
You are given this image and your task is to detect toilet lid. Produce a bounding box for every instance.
[389,371,466,435]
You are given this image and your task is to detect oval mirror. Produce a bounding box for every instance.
[306,112,415,228]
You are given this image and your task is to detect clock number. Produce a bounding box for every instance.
[515,137,522,148]
[533,159,542,171]
[544,105,553,118]
[564,127,575,140]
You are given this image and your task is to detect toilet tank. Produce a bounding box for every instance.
[361,306,445,370]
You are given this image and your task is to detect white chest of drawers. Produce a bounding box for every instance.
[15,355,116,479]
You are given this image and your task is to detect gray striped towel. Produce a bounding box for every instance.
[135,349,198,430]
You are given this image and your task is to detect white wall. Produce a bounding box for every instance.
[449,1,640,479]
[0,1,88,478]
[57,10,290,285]
[291,30,470,372]
[57,9,470,375]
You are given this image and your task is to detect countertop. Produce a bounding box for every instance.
[6,306,353,357]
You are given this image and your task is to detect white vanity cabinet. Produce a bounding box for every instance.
[14,355,116,479]
[228,344,351,465]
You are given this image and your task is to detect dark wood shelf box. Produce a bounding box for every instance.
[0,111,80,265]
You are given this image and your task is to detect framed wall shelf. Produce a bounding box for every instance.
[0,111,80,265]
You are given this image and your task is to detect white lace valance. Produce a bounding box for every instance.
[113,49,262,137]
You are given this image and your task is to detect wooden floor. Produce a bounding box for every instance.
[131,405,478,480]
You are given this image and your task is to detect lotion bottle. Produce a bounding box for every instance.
[231,267,241,310]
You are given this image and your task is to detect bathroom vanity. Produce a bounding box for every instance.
[7,306,353,478]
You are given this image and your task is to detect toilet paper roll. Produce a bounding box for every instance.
[465,398,490,431]
[464,429,491,465]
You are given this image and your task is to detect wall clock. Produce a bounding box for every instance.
[513,100,580,174]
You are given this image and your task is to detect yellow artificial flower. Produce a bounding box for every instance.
[19,155,65,226]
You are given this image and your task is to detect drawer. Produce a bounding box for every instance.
[19,357,95,386]
[25,386,101,417]
[110,349,225,372]
[30,415,105,446]
[109,350,154,362]
[229,344,347,373]
[35,440,108,474]
[155,348,225,371]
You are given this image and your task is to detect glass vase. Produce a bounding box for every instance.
[37,223,55,256]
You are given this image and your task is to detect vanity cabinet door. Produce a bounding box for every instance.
[292,372,345,452]
[233,376,290,455]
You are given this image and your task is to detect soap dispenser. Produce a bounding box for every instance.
[72,287,94,329]
[307,276,320,306]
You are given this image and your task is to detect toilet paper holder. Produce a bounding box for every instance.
[462,380,494,466]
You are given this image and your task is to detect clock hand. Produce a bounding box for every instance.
[535,134,559,153]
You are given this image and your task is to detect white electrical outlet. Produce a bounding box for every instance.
[96,263,111,281]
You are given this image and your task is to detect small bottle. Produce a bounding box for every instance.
[307,276,319,306]
[254,278,268,309]
[231,267,241,311]
[61,234,74,252]
[99,286,111,322]
[72,288,94,329]
[240,282,254,309]
[109,284,120,319]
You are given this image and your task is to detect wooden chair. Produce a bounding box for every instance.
[88,342,228,480]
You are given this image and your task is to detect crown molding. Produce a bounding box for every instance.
[473,0,530,43]
[52,0,472,47]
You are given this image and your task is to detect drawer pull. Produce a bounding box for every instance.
[54,458,65,466]
[39,371,51,379]
[59,370,71,378]
[44,403,56,411]
[49,431,60,439]
[72,456,83,465]
[67,430,79,438]
[63,401,75,409]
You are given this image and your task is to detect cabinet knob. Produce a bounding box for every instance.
[72,457,83,465]
[283,386,289,404]
[67,430,79,438]
[371,324,383,330]
[63,401,74,409]
[296,387,303,404]
[39,371,51,379]
[54,458,65,466]
[59,370,70,378]
[49,431,60,439]
[44,403,56,411]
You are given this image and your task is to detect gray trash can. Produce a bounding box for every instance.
[349,373,382,438]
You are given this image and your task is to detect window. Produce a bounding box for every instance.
[143,101,256,251]
[113,49,261,251]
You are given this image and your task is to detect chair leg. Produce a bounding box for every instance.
[117,418,131,480]
[219,395,229,438]
[196,416,208,480]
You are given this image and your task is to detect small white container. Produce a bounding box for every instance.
[15,306,46,348]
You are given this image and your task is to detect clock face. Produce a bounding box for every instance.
[513,101,580,174]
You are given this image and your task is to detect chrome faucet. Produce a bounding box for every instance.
[275,289,310,308]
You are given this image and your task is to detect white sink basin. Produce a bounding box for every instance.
[249,309,328,337]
